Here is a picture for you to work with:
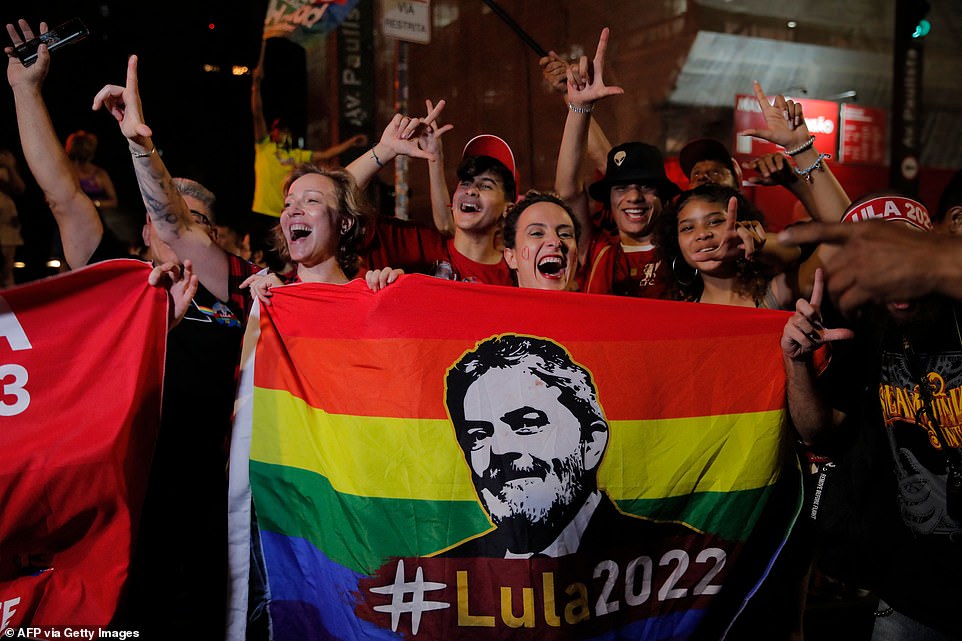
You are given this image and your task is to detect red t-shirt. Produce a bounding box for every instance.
[580,236,669,298]
[362,217,513,286]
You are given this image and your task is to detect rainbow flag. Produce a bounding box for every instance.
[228,276,797,640]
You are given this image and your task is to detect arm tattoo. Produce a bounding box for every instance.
[134,154,187,239]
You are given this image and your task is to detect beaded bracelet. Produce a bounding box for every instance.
[370,148,384,168]
[795,152,831,183]
[567,102,593,114]
[785,135,816,157]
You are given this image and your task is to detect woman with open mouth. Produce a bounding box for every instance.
[243,164,402,301]
[274,165,369,285]
[503,190,580,292]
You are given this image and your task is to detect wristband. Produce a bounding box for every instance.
[794,152,831,183]
[370,148,384,168]
[567,103,593,114]
[785,135,816,157]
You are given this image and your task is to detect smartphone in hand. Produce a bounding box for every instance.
[14,18,90,67]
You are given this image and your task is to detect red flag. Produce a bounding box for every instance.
[0,260,167,629]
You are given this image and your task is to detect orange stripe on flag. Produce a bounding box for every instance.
[254,334,786,420]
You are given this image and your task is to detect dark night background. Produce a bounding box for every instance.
[0,1,313,281]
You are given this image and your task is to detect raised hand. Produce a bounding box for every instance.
[743,152,798,187]
[539,50,568,94]
[349,133,369,147]
[417,98,454,158]
[781,268,854,360]
[565,28,624,108]
[5,19,50,90]
[739,81,811,150]
[375,98,450,162]
[707,196,767,261]
[91,54,153,145]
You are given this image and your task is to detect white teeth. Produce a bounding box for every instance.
[289,223,312,240]
[460,203,480,213]
[537,255,566,276]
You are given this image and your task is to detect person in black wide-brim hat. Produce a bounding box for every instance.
[587,141,682,207]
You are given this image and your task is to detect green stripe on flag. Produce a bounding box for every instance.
[251,460,492,574]
[251,460,771,575]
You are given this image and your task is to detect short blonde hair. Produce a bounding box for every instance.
[272,164,371,277]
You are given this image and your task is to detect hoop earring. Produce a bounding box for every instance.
[671,256,699,287]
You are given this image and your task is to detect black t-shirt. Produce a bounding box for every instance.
[818,300,962,636]
[89,231,256,636]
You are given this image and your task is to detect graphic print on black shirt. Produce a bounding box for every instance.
[878,335,962,539]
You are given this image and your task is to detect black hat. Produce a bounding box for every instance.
[679,138,736,179]
[588,142,681,205]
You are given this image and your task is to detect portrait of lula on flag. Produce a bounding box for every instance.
[228,274,795,640]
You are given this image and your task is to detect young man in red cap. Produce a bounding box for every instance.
[347,109,515,285]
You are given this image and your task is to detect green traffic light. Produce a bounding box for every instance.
[912,19,931,38]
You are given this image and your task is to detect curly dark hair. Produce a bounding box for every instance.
[272,164,371,278]
[653,184,775,303]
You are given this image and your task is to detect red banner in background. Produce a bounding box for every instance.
[839,104,888,165]
[0,260,167,630]
[734,94,839,159]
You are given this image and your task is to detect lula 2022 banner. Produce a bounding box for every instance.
[228,275,797,640]
[0,260,166,630]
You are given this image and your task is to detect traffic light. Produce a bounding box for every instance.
[907,0,931,39]
[912,19,931,38]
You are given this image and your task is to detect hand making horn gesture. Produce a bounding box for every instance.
[565,27,624,109]
[781,268,855,361]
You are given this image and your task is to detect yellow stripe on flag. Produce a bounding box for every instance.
[251,387,785,501]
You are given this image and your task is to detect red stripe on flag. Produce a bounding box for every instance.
[253,278,787,420]
[263,276,790,342]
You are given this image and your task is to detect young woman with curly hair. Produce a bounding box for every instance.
[654,184,798,309]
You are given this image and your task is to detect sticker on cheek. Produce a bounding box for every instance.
[522,247,530,260]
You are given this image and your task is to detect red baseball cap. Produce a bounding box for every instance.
[462,134,520,190]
